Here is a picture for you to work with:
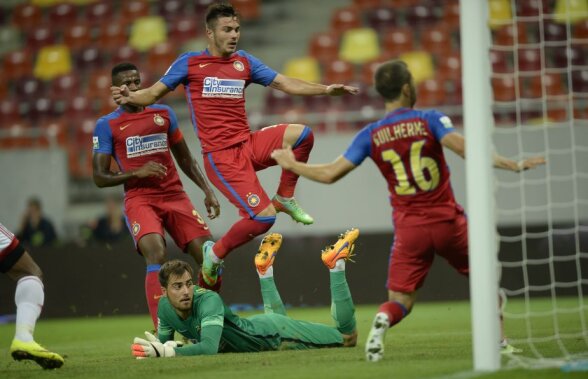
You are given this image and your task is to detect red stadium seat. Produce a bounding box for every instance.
[352,0,383,10]
[516,0,553,17]
[302,94,335,113]
[85,1,115,26]
[416,78,445,107]
[330,7,361,35]
[112,45,141,66]
[360,58,386,86]
[14,77,46,101]
[40,119,68,147]
[420,24,454,56]
[492,75,516,102]
[517,48,542,72]
[0,121,36,149]
[193,0,216,15]
[543,21,568,43]
[0,99,22,125]
[493,22,528,46]
[232,0,261,21]
[549,44,587,69]
[489,49,513,74]
[382,27,415,57]
[27,96,57,126]
[437,52,461,82]
[63,22,93,52]
[87,71,112,103]
[323,59,355,84]
[493,109,517,126]
[26,25,57,51]
[308,31,340,65]
[97,21,128,53]
[440,0,460,29]
[3,50,34,79]
[543,73,568,97]
[168,15,199,44]
[48,3,79,25]
[12,4,43,30]
[51,73,81,102]
[158,0,187,20]
[146,42,177,75]
[406,4,439,27]
[76,47,106,72]
[121,0,151,21]
[572,69,588,93]
[366,7,398,33]
[264,88,297,115]
[65,95,95,122]
[574,19,588,39]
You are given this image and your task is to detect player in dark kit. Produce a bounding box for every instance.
[93,63,220,329]
[271,60,546,361]
[111,2,359,287]
[131,229,359,358]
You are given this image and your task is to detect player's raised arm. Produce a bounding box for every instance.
[271,146,356,184]
[440,131,546,172]
[269,73,359,96]
[170,140,221,219]
[111,81,170,107]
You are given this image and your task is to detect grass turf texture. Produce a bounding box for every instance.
[1,301,586,379]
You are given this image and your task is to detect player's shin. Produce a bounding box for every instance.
[145,264,162,329]
[329,270,356,335]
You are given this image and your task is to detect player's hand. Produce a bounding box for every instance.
[517,156,546,171]
[326,84,359,96]
[134,161,167,179]
[204,190,221,219]
[271,146,297,170]
[131,331,176,358]
[111,85,130,105]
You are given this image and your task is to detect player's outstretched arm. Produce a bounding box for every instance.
[440,132,546,172]
[271,146,356,184]
[93,153,167,188]
[170,140,220,219]
[111,81,170,106]
[269,73,359,96]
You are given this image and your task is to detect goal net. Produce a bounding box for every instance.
[488,0,588,369]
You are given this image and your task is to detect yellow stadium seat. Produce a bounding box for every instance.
[34,45,72,81]
[339,27,381,65]
[554,0,588,24]
[283,56,321,83]
[488,0,513,29]
[398,51,434,85]
[129,16,168,52]
[31,0,60,6]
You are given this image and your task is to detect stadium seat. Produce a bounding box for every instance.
[554,0,588,24]
[111,45,141,65]
[549,44,587,69]
[352,0,383,10]
[76,47,105,73]
[398,51,434,84]
[521,75,543,99]
[490,49,513,74]
[493,109,517,126]
[85,1,114,26]
[48,3,78,25]
[146,42,177,75]
[308,31,340,65]
[382,27,415,57]
[330,7,362,35]
[34,45,72,81]
[516,0,552,17]
[405,4,440,28]
[121,0,151,22]
[282,56,321,83]
[339,28,380,65]
[158,0,187,20]
[0,99,22,125]
[3,49,33,79]
[31,0,59,6]
[440,0,460,29]
[40,119,68,147]
[0,121,36,149]
[27,96,57,126]
[87,71,112,102]
[232,0,261,21]
[11,4,43,30]
[542,73,568,97]
[492,75,516,102]
[574,19,588,39]
[65,95,94,120]
[27,25,57,51]
[437,52,461,82]
[129,16,168,52]
[572,69,588,93]
[493,22,528,46]
[51,73,81,102]
[517,48,542,72]
[168,15,199,44]
[302,94,335,113]
[417,78,445,107]
[488,0,513,29]
[543,21,568,42]
[63,22,93,52]
[264,88,296,114]
[14,77,46,101]
[366,7,398,33]
[0,26,22,57]
[420,24,454,56]
[97,22,128,53]
[193,0,216,16]
[360,58,385,86]
[323,59,355,84]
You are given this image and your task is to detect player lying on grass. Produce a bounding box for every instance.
[131,229,359,357]
[1,222,63,369]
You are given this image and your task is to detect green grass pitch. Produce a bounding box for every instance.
[1,301,587,379]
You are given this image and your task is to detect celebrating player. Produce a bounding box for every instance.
[271,60,546,361]
[93,63,220,329]
[131,229,359,358]
[1,222,63,369]
[111,2,359,287]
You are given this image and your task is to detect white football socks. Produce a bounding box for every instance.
[14,276,44,342]
[330,259,346,272]
[257,266,274,279]
[209,245,222,264]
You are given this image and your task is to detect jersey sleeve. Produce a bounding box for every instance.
[342,126,372,166]
[158,105,184,145]
[92,118,113,155]
[160,53,190,90]
[426,110,456,142]
[239,51,278,86]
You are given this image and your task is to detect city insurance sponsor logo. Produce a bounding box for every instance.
[202,77,245,98]
[125,133,168,158]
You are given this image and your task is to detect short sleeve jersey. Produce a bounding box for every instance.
[343,108,462,226]
[159,49,278,153]
[93,104,184,199]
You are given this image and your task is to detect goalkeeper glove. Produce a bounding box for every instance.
[132,331,176,358]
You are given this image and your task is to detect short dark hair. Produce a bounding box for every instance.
[111,62,139,84]
[374,60,413,102]
[159,260,194,288]
[205,2,239,29]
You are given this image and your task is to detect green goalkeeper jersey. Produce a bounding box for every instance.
[157,287,343,356]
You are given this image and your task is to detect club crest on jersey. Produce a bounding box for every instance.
[131,221,141,236]
[233,61,244,72]
[153,114,165,126]
[246,192,260,208]
[202,77,245,98]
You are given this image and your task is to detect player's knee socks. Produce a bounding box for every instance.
[329,271,356,335]
[213,216,275,259]
[277,126,314,198]
[14,276,44,342]
[259,277,287,316]
[379,301,409,328]
[145,264,162,329]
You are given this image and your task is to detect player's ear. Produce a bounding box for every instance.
[160,286,167,296]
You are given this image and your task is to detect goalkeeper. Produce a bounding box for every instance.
[131,229,359,357]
